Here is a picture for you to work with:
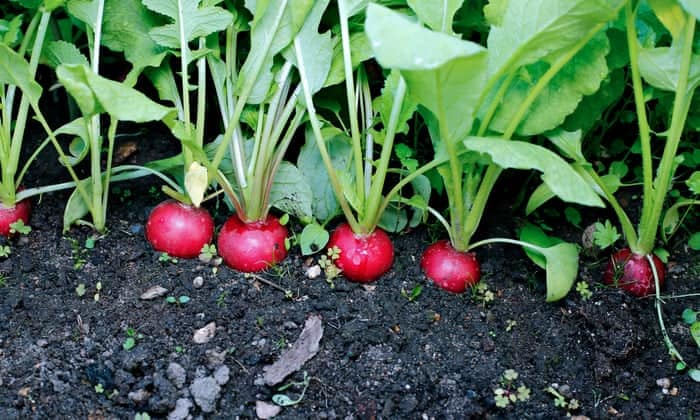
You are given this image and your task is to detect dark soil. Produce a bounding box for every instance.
[1,131,699,419]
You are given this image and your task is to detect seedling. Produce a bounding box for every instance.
[273,371,311,407]
[122,327,143,351]
[94,383,104,394]
[318,246,342,288]
[216,291,229,308]
[165,295,191,305]
[401,285,423,302]
[472,282,495,306]
[505,320,517,332]
[9,220,30,235]
[680,308,700,382]
[65,236,87,270]
[0,245,10,258]
[0,273,7,287]
[75,282,101,301]
[576,281,593,301]
[546,386,580,414]
[493,369,530,408]
[592,220,621,250]
[158,252,178,264]
[134,413,151,420]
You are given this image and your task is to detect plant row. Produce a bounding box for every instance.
[1,0,699,305]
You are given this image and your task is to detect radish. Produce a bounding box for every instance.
[602,248,665,297]
[326,223,394,283]
[145,200,214,259]
[421,240,480,293]
[217,214,288,272]
[0,198,31,237]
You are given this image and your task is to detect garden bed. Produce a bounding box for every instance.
[0,136,698,419]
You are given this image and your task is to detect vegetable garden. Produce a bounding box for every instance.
[1,0,699,418]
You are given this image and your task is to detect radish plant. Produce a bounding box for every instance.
[0,1,60,235]
[129,0,233,257]
[365,1,619,300]
[295,1,429,282]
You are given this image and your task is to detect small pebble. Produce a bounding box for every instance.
[193,276,204,289]
[36,339,49,347]
[256,400,281,419]
[656,378,671,389]
[306,265,321,279]
[193,322,216,344]
[140,286,168,300]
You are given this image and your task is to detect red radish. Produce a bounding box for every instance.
[421,240,480,293]
[217,214,288,272]
[0,198,31,237]
[602,248,665,297]
[327,223,394,283]
[145,200,214,259]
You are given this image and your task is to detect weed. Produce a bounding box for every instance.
[94,383,104,394]
[401,284,423,302]
[199,244,222,274]
[472,282,495,305]
[159,252,178,264]
[9,220,31,235]
[0,273,6,287]
[505,319,517,332]
[273,371,311,407]
[493,369,531,408]
[122,327,143,351]
[65,236,88,270]
[0,245,11,257]
[75,282,102,301]
[318,246,342,288]
[576,281,593,301]
[546,386,580,414]
[134,413,151,420]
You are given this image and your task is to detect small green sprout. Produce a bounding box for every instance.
[159,252,178,264]
[94,383,104,394]
[505,319,517,332]
[546,386,580,413]
[494,369,531,408]
[0,245,11,257]
[472,282,495,305]
[122,327,143,351]
[166,295,191,305]
[9,220,31,235]
[273,372,311,407]
[592,220,620,250]
[401,284,423,302]
[576,281,593,301]
[319,246,342,288]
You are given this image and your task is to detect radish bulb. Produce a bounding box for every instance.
[217,214,288,272]
[421,240,480,293]
[326,223,394,283]
[145,200,214,258]
[0,198,31,237]
[602,248,665,297]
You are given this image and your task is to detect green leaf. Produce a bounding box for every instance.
[43,40,90,68]
[67,0,101,32]
[299,222,329,255]
[463,137,605,208]
[298,126,352,222]
[102,0,168,72]
[519,222,563,269]
[592,220,620,249]
[283,0,332,96]
[366,3,487,144]
[237,0,313,103]
[0,43,43,106]
[690,322,700,348]
[648,0,687,39]
[689,368,700,382]
[546,129,585,162]
[639,44,700,93]
[407,0,463,34]
[64,178,93,231]
[679,0,700,20]
[56,64,175,122]
[686,171,700,194]
[688,232,700,250]
[339,0,367,18]
[486,0,624,75]
[143,0,233,50]
[270,162,313,221]
[373,70,417,137]
[488,32,611,135]
[325,32,373,88]
[682,308,698,324]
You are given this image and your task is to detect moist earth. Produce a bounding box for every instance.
[0,133,699,419]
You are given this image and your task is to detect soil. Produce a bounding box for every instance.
[1,130,699,419]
